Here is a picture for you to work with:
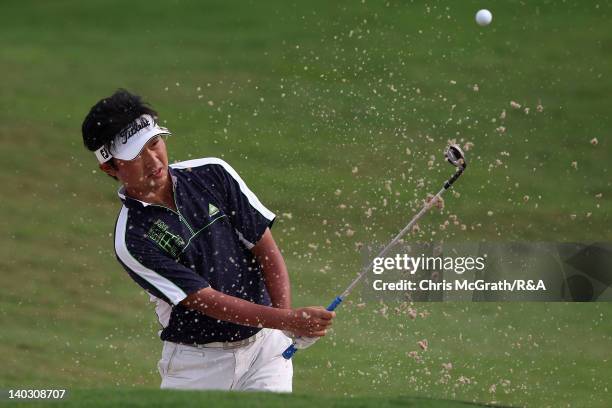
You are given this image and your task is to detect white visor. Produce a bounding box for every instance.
[94,114,171,163]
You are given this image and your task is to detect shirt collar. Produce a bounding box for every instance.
[116,166,178,208]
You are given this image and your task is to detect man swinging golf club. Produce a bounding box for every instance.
[81,89,334,392]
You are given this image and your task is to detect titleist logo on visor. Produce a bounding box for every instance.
[117,116,151,144]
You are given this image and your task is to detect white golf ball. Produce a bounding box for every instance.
[475,9,493,26]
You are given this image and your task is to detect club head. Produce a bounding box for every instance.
[445,144,467,170]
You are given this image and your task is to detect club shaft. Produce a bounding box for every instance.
[340,185,446,299]
[281,165,465,360]
[340,167,463,299]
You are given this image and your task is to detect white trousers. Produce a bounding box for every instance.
[158,329,293,392]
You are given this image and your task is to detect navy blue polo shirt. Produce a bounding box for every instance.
[113,158,275,345]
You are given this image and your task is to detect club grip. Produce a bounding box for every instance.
[282,296,344,360]
[282,343,298,359]
[326,296,343,311]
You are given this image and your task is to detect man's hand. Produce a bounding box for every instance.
[284,306,334,337]
[282,305,335,350]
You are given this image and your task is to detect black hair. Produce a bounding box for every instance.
[81,89,158,153]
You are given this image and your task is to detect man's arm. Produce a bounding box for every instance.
[251,228,291,309]
[180,287,333,337]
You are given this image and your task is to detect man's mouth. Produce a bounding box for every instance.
[149,168,164,178]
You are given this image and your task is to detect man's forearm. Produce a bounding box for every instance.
[181,287,293,330]
[252,228,292,308]
[180,286,334,337]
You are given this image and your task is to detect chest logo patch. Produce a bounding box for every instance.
[146,219,186,258]
[208,203,220,216]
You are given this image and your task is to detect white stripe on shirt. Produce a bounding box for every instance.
[115,206,188,305]
[170,158,276,221]
[149,294,172,329]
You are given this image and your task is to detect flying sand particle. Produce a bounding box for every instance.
[463,142,474,151]
[425,194,445,209]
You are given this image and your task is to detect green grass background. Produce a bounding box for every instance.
[0,0,611,407]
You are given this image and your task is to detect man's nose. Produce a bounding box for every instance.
[141,147,160,165]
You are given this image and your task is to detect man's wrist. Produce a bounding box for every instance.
[268,307,294,331]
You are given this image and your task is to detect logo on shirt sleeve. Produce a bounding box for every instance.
[145,219,186,258]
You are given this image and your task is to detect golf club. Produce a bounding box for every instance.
[282,144,467,359]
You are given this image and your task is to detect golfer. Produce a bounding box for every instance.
[81,89,334,392]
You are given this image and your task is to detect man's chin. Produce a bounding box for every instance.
[147,177,165,188]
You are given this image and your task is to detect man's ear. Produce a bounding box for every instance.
[99,162,118,178]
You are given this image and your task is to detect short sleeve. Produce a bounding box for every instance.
[114,207,209,305]
[208,160,276,248]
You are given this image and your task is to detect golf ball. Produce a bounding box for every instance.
[475,9,493,26]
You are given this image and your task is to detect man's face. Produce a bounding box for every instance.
[100,136,170,198]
